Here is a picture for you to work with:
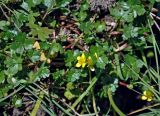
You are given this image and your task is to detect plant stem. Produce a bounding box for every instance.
[0,85,25,102]
[89,69,98,116]
[68,76,98,112]
[66,71,103,113]
[115,54,124,80]
[148,19,160,91]
[30,91,44,116]
[127,103,160,115]
[108,88,125,116]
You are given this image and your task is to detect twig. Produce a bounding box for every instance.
[0,5,10,20]
[151,8,158,13]
[151,13,160,20]
[150,14,160,32]
[114,43,128,52]
[0,4,21,32]
[127,103,160,115]
[0,85,25,102]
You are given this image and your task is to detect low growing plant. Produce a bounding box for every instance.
[0,0,160,115]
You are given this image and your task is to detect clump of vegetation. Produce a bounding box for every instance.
[0,0,160,115]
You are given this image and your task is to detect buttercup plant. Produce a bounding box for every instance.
[141,89,154,102]
[33,41,40,50]
[0,0,160,115]
[76,52,98,71]
[76,53,87,68]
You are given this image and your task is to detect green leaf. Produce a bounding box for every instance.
[11,33,33,54]
[66,82,74,90]
[26,0,35,8]
[29,24,53,41]
[96,55,108,69]
[29,66,50,82]
[64,90,75,100]
[0,21,10,30]
[0,71,5,83]
[78,11,87,21]
[134,5,145,16]
[50,42,63,55]
[136,60,144,68]
[35,67,50,80]
[65,50,79,67]
[32,0,42,5]
[110,7,122,19]
[79,21,93,34]
[122,24,139,40]
[28,50,40,62]
[4,56,22,77]
[13,98,22,108]
[123,13,134,22]
[50,20,57,28]
[27,12,40,23]
[81,2,89,11]
[24,39,34,50]
[21,1,30,11]
[57,0,72,7]
[96,23,106,32]
[122,55,141,80]
[43,0,55,8]
[40,42,50,50]
[67,68,81,82]
[52,69,65,80]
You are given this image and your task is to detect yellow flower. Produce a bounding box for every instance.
[87,56,95,71]
[33,41,40,50]
[40,52,47,61]
[141,90,154,102]
[40,52,51,63]
[47,59,51,64]
[76,53,86,68]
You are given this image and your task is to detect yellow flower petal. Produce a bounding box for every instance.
[33,41,40,50]
[76,53,86,68]
[76,63,81,67]
[87,56,95,71]
[40,52,47,61]
[141,95,147,100]
[82,63,86,68]
[147,98,152,102]
[141,90,154,102]
[47,59,51,64]
[82,53,85,59]
[143,91,147,96]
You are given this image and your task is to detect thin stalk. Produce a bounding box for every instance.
[148,19,160,91]
[66,71,102,113]
[32,83,73,116]
[141,50,158,83]
[0,85,25,102]
[123,61,160,100]
[115,54,124,80]
[108,88,125,116]
[127,103,160,115]
[30,91,45,116]
[0,3,21,32]
[89,69,98,116]
[67,76,98,112]
[27,88,55,116]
